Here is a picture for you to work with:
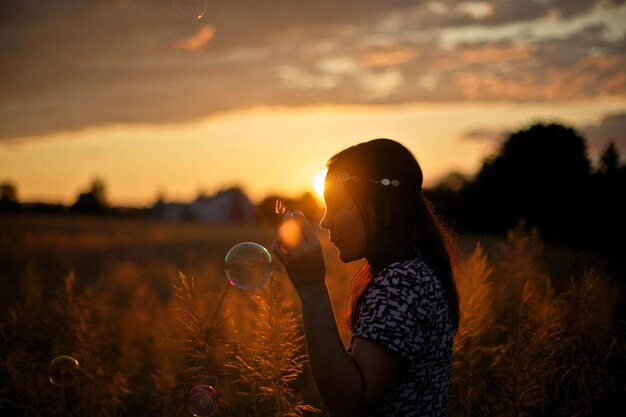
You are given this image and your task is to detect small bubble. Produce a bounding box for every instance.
[49,355,80,387]
[187,385,218,417]
[172,0,207,21]
[225,242,272,291]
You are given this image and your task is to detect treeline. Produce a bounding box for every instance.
[0,178,135,215]
[0,177,323,225]
[426,122,625,253]
[2,121,624,252]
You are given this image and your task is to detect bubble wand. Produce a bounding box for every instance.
[275,198,290,215]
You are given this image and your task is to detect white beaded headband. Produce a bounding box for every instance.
[335,172,401,187]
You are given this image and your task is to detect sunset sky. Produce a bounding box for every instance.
[1,0,625,206]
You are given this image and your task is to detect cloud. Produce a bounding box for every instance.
[546,54,625,99]
[455,2,495,20]
[276,66,339,90]
[172,25,216,51]
[460,44,535,63]
[316,56,359,75]
[581,112,626,161]
[460,111,626,164]
[358,68,404,99]
[356,46,418,67]
[381,0,609,32]
[461,128,508,144]
[447,50,626,101]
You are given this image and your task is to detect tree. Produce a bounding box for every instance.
[425,122,623,250]
[0,181,19,211]
[72,178,109,213]
[466,123,591,244]
[589,141,626,250]
[599,141,620,174]
[424,172,471,229]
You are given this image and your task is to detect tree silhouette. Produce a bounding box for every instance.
[599,142,619,174]
[470,123,590,242]
[589,142,625,251]
[0,181,19,211]
[72,178,109,213]
[426,122,626,251]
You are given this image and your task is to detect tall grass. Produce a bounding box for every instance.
[1,270,131,416]
[171,272,231,415]
[226,279,320,417]
[1,215,624,416]
[449,224,625,417]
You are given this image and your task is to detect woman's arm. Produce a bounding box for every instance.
[272,211,402,416]
[299,287,403,416]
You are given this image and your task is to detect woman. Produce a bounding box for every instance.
[272,138,459,417]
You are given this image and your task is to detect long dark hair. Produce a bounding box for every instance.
[326,139,460,333]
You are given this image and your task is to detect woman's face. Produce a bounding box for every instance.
[319,178,368,263]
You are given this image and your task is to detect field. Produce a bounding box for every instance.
[1,214,624,416]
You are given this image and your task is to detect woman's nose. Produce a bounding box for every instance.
[319,212,331,231]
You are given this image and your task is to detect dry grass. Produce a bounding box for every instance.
[226,278,320,417]
[449,224,625,417]
[0,214,624,416]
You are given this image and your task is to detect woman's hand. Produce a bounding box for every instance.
[272,210,326,296]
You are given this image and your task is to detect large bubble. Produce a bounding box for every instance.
[172,0,207,21]
[225,242,272,291]
[187,385,218,417]
[49,355,80,387]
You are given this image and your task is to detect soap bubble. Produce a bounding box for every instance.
[187,385,218,417]
[49,355,80,387]
[225,242,272,291]
[172,0,207,21]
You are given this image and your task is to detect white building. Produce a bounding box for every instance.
[151,188,256,223]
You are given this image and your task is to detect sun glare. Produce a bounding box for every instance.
[313,169,327,198]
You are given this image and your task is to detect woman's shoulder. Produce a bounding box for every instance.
[377,257,436,280]
[373,258,439,295]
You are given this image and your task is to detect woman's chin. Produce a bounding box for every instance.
[338,250,357,263]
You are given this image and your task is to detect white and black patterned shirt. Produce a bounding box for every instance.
[348,258,453,417]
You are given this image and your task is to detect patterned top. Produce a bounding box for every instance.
[348,258,453,417]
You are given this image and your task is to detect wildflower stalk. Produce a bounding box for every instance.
[226,278,320,417]
[173,271,231,413]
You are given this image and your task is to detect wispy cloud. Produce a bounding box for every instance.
[581,112,626,160]
[460,44,535,63]
[460,111,626,163]
[172,25,216,51]
[356,46,418,67]
[461,128,507,144]
[456,1,495,20]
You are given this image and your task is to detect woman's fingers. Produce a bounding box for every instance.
[275,210,321,262]
[278,218,302,248]
[272,239,291,265]
[273,212,327,294]
[291,210,318,243]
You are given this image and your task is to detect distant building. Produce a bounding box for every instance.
[151,200,187,222]
[151,187,256,223]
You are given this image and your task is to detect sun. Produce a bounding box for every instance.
[313,169,327,198]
